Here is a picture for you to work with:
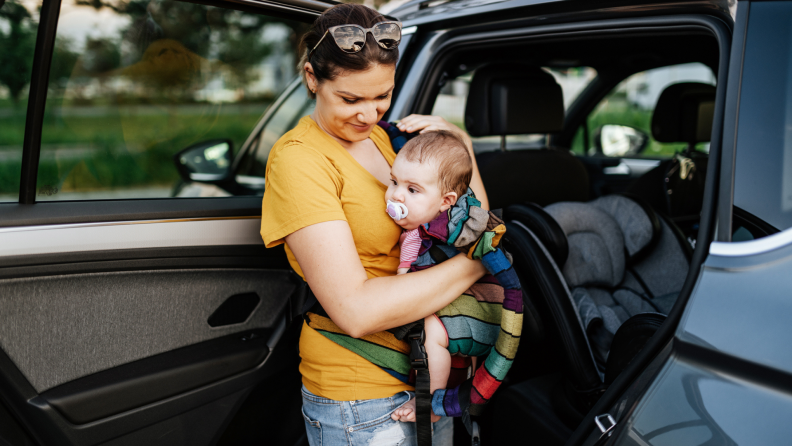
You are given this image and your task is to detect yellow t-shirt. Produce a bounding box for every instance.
[260,116,412,401]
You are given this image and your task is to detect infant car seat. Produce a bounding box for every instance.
[541,195,690,369]
[488,195,690,439]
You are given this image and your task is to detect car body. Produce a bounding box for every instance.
[0,0,789,444]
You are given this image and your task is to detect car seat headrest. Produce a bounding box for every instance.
[589,195,660,262]
[544,202,625,288]
[465,63,564,137]
[504,202,569,266]
[651,82,716,144]
[476,149,590,210]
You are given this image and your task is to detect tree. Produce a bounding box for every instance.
[0,0,36,105]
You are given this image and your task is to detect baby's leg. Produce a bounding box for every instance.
[391,315,449,423]
[424,314,451,394]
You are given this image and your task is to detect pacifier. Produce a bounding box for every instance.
[386,200,409,221]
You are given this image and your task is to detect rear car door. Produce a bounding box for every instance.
[0,0,327,444]
[573,1,792,444]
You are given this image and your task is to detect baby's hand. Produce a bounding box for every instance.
[397,267,410,275]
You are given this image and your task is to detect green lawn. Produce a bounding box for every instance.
[0,95,701,197]
[571,97,690,157]
[0,100,271,195]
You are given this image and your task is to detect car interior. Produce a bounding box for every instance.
[406,29,721,445]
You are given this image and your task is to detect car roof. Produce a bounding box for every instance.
[388,0,732,29]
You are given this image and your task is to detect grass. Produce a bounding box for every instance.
[0,99,271,195]
[0,94,702,198]
[570,96,689,157]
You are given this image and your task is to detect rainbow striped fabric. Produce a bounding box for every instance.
[412,191,524,418]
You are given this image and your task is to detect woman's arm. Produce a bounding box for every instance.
[396,115,489,210]
[286,220,487,338]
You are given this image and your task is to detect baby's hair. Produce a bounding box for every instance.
[398,130,473,199]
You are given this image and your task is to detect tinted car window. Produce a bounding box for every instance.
[733,1,792,236]
[573,63,716,158]
[236,81,315,180]
[0,0,40,202]
[431,67,596,153]
[35,0,306,201]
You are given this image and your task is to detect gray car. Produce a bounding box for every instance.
[0,0,787,444]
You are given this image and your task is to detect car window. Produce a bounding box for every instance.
[235,79,315,182]
[572,63,716,158]
[732,1,792,238]
[0,0,40,202]
[34,0,307,201]
[430,67,597,154]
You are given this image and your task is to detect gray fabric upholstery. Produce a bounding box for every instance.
[0,269,295,392]
[545,196,689,364]
[590,195,654,258]
[630,220,689,297]
[544,202,625,288]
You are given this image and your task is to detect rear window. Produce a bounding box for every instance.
[430,67,597,153]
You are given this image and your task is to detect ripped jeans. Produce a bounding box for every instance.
[301,386,453,446]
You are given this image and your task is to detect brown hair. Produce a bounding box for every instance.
[298,4,399,99]
[399,131,473,199]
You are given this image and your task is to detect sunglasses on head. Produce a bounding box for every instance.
[309,21,402,60]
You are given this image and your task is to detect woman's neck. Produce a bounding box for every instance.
[312,112,357,150]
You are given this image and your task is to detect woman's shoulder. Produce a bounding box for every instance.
[268,118,336,169]
[271,116,323,155]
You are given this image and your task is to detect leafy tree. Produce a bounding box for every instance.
[0,0,36,105]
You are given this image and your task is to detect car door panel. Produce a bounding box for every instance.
[0,214,306,445]
[0,268,293,393]
[41,327,275,425]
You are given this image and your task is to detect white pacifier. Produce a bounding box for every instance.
[386,200,409,221]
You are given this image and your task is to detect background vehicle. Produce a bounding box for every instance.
[2,0,790,444]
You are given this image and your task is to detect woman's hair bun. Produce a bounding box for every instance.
[298,4,399,99]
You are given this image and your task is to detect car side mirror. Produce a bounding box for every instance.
[594,125,648,157]
[174,140,233,182]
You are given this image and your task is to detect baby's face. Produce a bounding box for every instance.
[385,156,456,230]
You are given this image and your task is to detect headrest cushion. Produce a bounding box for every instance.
[476,149,590,210]
[504,202,569,266]
[590,195,659,261]
[465,64,564,137]
[545,202,625,288]
[651,82,716,143]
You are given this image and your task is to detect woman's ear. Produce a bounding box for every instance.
[439,192,459,212]
[304,62,317,93]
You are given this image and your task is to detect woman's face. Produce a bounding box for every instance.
[306,62,395,144]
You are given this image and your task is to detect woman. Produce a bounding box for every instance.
[260,4,489,445]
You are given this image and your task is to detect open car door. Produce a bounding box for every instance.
[0,0,333,444]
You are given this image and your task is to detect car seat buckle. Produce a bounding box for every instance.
[407,330,428,369]
[595,413,617,438]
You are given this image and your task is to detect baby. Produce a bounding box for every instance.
[384,130,474,421]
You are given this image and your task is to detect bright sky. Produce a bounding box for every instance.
[56,0,131,49]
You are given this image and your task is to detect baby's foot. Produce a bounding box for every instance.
[390,398,441,423]
[391,398,416,422]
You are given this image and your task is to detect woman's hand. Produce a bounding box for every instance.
[396,114,489,210]
[396,115,467,138]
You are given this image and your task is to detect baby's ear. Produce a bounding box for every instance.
[439,191,458,212]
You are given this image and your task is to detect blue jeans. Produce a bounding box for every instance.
[301,386,453,446]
